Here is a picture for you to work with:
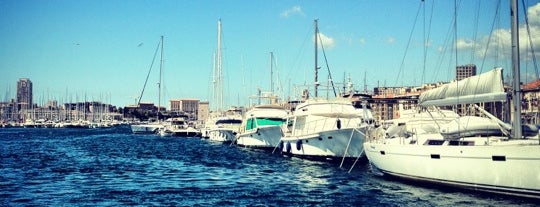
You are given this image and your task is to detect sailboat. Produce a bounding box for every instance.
[363,1,540,199]
[202,19,243,143]
[130,36,165,134]
[279,20,371,162]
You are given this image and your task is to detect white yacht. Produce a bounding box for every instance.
[236,104,288,149]
[364,26,540,200]
[280,98,369,161]
[203,112,242,143]
[131,122,164,134]
[158,117,201,137]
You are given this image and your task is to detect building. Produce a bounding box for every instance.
[198,101,209,123]
[16,78,33,111]
[456,64,477,81]
[521,79,540,124]
[170,99,200,120]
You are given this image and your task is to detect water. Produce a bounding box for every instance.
[0,127,536,206]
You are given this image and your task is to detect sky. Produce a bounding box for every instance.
[1,0,539,109]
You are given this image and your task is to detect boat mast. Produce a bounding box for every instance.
[158,35,163,122]
[511,0,522,138]
[217,19,223,111]
[270,52,274,96]
[314,19,319,98]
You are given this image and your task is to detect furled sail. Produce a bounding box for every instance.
[419,68,506,107]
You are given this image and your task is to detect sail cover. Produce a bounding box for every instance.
[419,68,506,107]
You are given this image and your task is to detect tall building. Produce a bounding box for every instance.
[16,78,32,111]
[456,64,477,81]
[170,99,200,119]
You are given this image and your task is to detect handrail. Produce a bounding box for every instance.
[293,116,361,137]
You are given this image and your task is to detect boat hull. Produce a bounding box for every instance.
[364,141,540,199]
[281,127,366,161]
[207,129,237,143]
[130,124,162,134]
[236,125,283,149]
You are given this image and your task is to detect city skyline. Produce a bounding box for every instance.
[2,1,539,108]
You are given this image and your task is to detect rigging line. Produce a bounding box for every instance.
[317,32,337,97]
[422,0,426,85]
[395,1,423,86]
[137,38,162,106]
[479,0,502,74]
[426,0,435,81]
[521,0,540,79]
[469,0,481,65]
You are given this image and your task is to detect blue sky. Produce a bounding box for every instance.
[1,0,539,109]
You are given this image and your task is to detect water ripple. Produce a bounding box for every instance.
[0,127,536,206]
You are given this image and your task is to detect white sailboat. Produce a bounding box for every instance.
[202,19,243,143]
[279,20,371,162]
[131,36,165,134]
[364,1,540,199]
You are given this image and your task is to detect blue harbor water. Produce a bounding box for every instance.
[0,126,536,206]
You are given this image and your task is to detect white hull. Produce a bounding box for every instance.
[207,129,236,142]
[236,125,283,148]
[130,124,163,134]
[364,139,540,199]
[281,127,366,160]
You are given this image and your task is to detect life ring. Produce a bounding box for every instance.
[286,142,291,153]
[296,139,302,151]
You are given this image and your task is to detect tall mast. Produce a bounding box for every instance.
[511,0,522,138]
[314,19,319,98]
[270,52,274,95]
[217,19,223,111]
[158,35,163,122]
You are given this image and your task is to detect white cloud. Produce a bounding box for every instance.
[316,32,335,49]
[528,3,540,26]
[456,38,477,50]
[280,6,304,18]
[452,3,540,62]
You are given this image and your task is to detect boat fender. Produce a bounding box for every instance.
[286,142,291,153]
[336,118,341,129]
[296,139,302,151]
[278,141,284,151]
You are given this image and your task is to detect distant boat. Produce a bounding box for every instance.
[130,36,165,134]
[364,1,540,199]
[203,108,243,143]
[236,104,288,149]
[279,20,371,162]
[158,117,201,137]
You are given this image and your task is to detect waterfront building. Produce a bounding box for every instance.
[170,99,200,120]
[198,101,209,124]
[522,79,540,124]
[456,64,477,81]
[16,78,33,112]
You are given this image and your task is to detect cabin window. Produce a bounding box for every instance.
[448,140,475,146]
[424,140,444,145]
[430,154,441,159]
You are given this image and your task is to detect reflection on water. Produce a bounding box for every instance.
[0,127,536,206]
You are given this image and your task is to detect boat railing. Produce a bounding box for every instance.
[294,117,359,137]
